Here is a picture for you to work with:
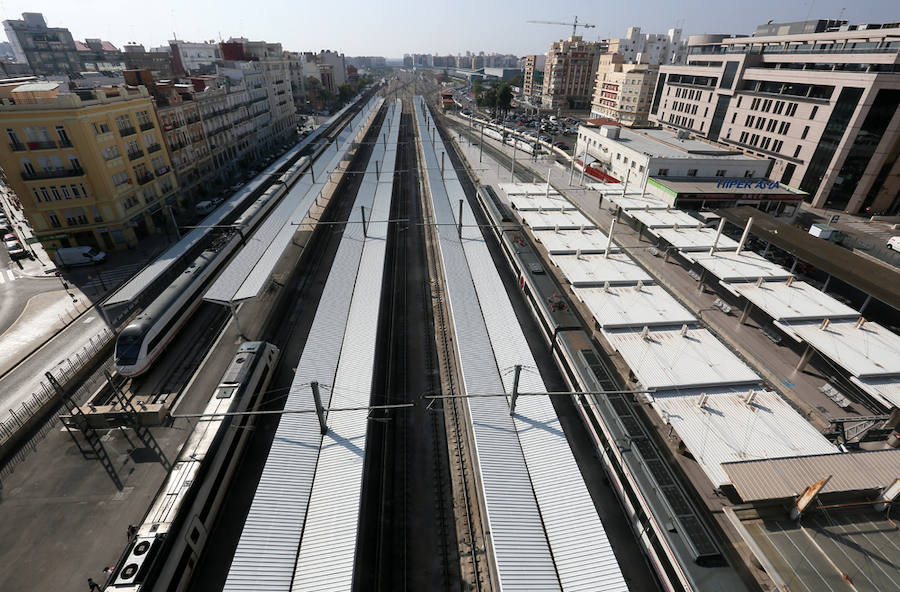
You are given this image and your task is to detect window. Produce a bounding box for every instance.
[657,168,669,176]
[32,188,41,203]
[801,126,809,140]
[731,112,737,124]
[739,131,749,143]
[114,115,133,131]
[102,145,120,160]
[762,99,772,112]
[61,185,71,199]
[715,169,726,177]
[793,145,802,158]
[56,125,71,146]
[773,101,785,115]
[809,105,818,119]
[778,121,791,135]
[93,122,110,135]
[760,137,771,150]
[39,187,50,201]
[746,115,754,126]
[744,170,754,178]
[48,213,61,228]
[736,96,742,108]
[755,117,765,130]
[71,184,81,198]
[50,186,61,201]
[766,119,777,132]
[786,103,798,117]
[112,171,130,186]
[687,169,698,177]
[772,139,784,153]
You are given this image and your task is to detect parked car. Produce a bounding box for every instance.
[887,236,900,250]
[553,142,570,150]
[52,246,106,268]
[6,242,28,260]
[3,233,15,242]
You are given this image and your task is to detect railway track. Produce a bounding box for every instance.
[413,86,490,592]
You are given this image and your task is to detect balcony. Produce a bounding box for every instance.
[118,126,137,137]
[26,140,58,150]
[186,116,201,125]
[139,121,155,131]
[21,166,84,181]
[127,149,144,161]
[9,142,25,152]
[59,139,73,148]
[147,143,162,154]
[155,166,171,176]
[136,172,155,185]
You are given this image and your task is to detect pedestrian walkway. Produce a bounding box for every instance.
[0,184,53,268]
[0,269,17,284]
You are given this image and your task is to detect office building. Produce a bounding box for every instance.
[169,40,222,76]
[76,39,125,73]
[0,82,178,250]
[651,21,900,214]
[523,54,546,99]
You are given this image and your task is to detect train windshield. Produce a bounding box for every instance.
[115,333,143,366]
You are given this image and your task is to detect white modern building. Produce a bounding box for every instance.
[608,27,687,66]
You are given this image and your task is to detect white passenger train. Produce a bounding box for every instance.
[108,341,280,592]
[113,156,309,377]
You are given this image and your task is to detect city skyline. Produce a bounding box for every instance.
[1,0,898,58]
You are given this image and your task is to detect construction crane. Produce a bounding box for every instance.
[527,16,596,37]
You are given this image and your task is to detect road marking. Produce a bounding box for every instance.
[83,316,96,324]
[6,270,14,281]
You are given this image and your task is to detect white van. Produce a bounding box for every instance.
[53,246,106,268]
[887,236,900,250]
[195,200,216,216]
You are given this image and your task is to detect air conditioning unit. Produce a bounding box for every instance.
[112,534,159,587]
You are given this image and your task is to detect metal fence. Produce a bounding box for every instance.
[0,328,114,485]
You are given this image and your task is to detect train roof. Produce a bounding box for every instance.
[128,248,221,327]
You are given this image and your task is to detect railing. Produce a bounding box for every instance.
[186,116,201,125]
[9,142,25,152]
[147,143,162,153]
[118,126,137,137]
[155,166,170,176]
[21,167,84,181]
[26,140,58,150]
[139,121,155,131]
[59,139,73,148]
[0,329,114,485]
[127,149,144,161]
[136,172,154,185]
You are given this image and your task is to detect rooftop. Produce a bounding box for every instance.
[731,279,859,322]
[651,227,739,251]
[776,319,900,379]
[603,326,761,390]
[519,209,596,230]
[582,125,756,160]
[629,209,703,229]
[573,284,695,329]
[550,252,652,287]
[508,194,575,212]
[605,193,670,210]
[532,228,613,254]
[650,386,836,487]
[683,250,793,282]
[650,177,806,197]
[717,207,900,313]
[722,449,900,502]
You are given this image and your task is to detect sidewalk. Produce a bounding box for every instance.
[0,185,54,271]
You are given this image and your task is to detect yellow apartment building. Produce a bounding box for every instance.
[0,82,178,251]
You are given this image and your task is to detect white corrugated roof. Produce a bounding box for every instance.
[292,101,400,590]
[732,280,859,322]
[778,319,900,378]
[550,252,652,287]
[498,182,561,196]
[223,100,389,592]
[651,227,739,251]
[851,376,900,409]
[606,193,669,210]
[603,325,761,390]
[629,209,702,229]
[519,208,596,230]
[206,97,383,304]
[509,193,577,211]
[574,284,695,329]
[684,250,792,282]
[105,141,305,306]
[422,100,627,592]
[651,386,837,487]
[532,228,613,254]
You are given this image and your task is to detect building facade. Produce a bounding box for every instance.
[169,40,221,76]
[2,13,81,76]
[122,44,174,79]
[523,54,546,99]
[651,22,900,214]
[608,27,687,66]
[541,36,607,111]
[76,39,125,73]
[590,54,659,126]
[0,84,178,251]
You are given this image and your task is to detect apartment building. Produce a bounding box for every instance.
[0,83,177,251]
[189,77,236,181]
[122,44,174,79]
[590,53,658,126]
[523,54,546,99]
[236,40,297,144]
[608,27,687,66]
[541,36,607,111]
[169,40,222,76]
[651,21,900,214]
[2,13,81,75]
[76,39,125,72]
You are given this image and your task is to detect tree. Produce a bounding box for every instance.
[507,73,524,88]
[338,83,354,103]
[472,78,484,105]
[496,84,513,113]
[482,86,498,112]
[439,68,450,83]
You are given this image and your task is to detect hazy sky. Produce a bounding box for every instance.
[1,0,897,57]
